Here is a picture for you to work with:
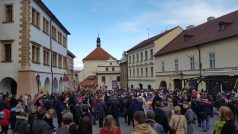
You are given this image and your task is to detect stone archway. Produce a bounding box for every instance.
[160,81,167,89]
[139,84,143,89]
[174,79,182,90]
[59,77,63,92]
[44,77,50,93]
[53,78,58,92]
[0,77,17,95]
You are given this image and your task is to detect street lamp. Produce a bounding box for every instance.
[179,71,184,80]
[36,73,40,93]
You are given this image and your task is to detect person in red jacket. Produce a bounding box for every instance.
[99,115,121,134]
[0,102,10,134]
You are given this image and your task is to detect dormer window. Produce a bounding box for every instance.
[219,23,225,31]
[183,34,193,41]
[218,21,232,31]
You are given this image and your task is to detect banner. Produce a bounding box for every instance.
[234,79,238,92]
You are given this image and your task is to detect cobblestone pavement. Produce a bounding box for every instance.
[93,115,218,134]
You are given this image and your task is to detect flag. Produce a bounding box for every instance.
[234,79,238,90]
[63,73,69,82]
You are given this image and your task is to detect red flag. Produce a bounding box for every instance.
[63,73,69,82]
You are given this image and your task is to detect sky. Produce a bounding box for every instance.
[42,0,238,70]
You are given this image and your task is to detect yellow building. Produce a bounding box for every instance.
[127,26,182,89]
[155,10,238,94]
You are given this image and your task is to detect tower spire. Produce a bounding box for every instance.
[96,34,101,48]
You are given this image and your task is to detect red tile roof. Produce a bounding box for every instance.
[155,10,238,56]
[83,47,116,62]
[80,76,98,88]
[127,26,180,53]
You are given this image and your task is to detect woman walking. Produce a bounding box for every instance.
[169,106,187,134]
[99,115,121,134]
[214,106,236,134]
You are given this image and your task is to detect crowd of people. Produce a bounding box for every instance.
[0,87,237,134]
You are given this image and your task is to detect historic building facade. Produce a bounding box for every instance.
[0,0,73,96]
[155,10,238,94]
[127,27,182,89]
[67,50,76,81]
[120,52,128,89]
[79,36,121,89]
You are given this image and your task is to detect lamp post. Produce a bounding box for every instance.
[36,73,40,93]
[179,71,184,89]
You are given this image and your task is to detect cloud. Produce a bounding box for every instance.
[74,58,83,70]
[91,8,98,14]
[111,0,238,33]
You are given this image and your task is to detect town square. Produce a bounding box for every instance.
[0,0,238,134]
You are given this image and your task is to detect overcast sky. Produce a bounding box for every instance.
[42,0,238,70]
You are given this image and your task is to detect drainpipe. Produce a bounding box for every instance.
[197,46,202,82]
[50,20,53,94]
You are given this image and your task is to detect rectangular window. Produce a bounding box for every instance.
[129,69,131,78]
[137,53,139,62]
[52,26,57,41]
[58,31,62,44]
[63,57,67,69]
[43,18,49,35]
[43,49,49,65]
[137,68,139,77]
[141,68,143,77]
[58,55,62,68]
[32,45,40,63]
[5,5,13,22]
[175,59,179,71]
[150,49,153,59]
[190,56,195,70]
[52,52,57,67]
[141,52,143,62]
[117,76,120,82]
[132,55,135,63]
[101,76,105,82]
[32,8,40,28]
[129,56,131,64]
[161,62,165,72]
[133,69,135,78]
[63,36,67,48]
[209,53,215,68]
[151,67,153,77]
[2,44,11,62]
[145,67,148,77]
[112,67,115,71]
[145,51,148,60]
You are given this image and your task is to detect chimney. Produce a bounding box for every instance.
[207,16,215,22]
[186,25,195,30]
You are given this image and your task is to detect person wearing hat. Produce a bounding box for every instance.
[56,112,77,134]
[14,112,30,134]
[28,105,38,133]
[32,107,53,134]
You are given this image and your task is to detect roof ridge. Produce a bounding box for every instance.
[127,26,180,53]
[155,10,238,56]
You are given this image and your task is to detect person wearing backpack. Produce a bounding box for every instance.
[183,101,196,134]
[146,110,165,134]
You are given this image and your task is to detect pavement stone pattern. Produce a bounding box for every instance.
[93,116,218,134]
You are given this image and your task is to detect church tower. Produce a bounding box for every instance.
[97,35,101,48]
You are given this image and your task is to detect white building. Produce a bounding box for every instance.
[79,36,121,88]
[0,0,71,96]
[155,11,238,94]
[97,58,121,89]
[127,27,182,89]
